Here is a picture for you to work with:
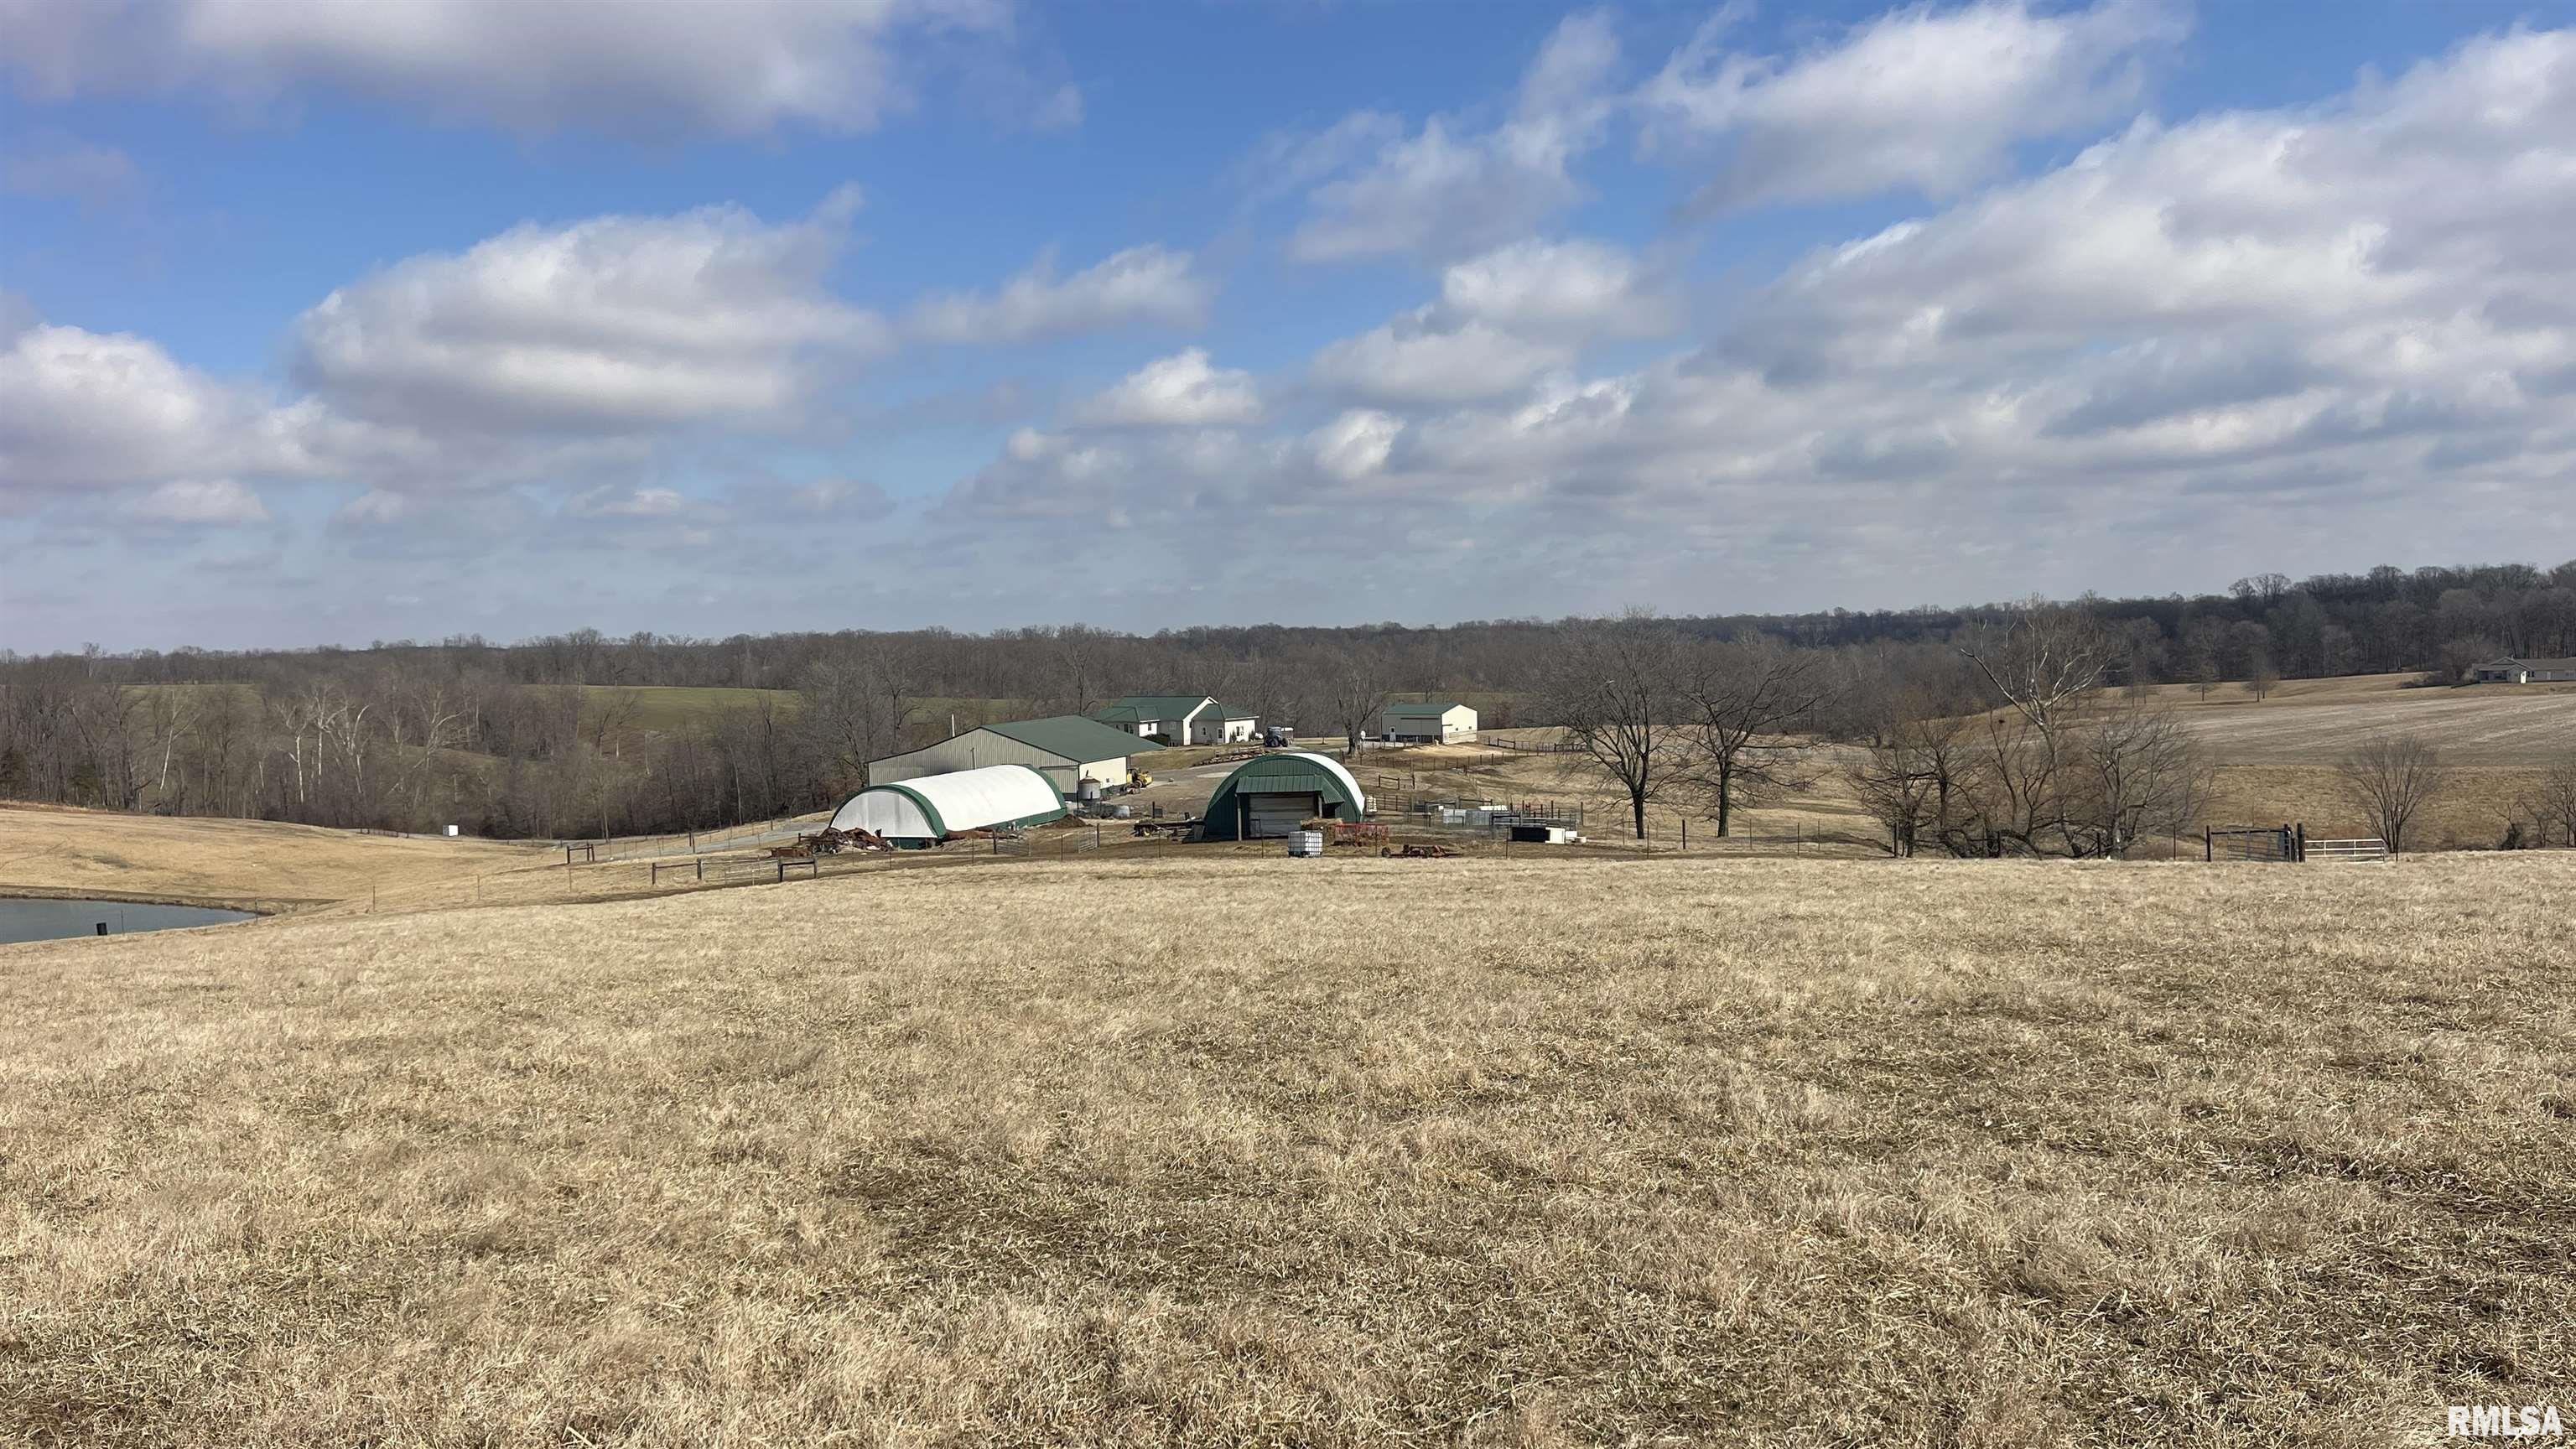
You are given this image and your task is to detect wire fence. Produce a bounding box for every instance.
[556,813,834,865]
[1473,734,1579,754]
[573,822,1124,895]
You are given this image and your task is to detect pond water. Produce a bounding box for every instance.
[0,897,257,945]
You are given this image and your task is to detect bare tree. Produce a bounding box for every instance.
[1680,636,1832,837]
[802,641,917,791]
[2190,655,2221,699]
[1538,617,1687,840]
[2333,734,2446,853]
[2063,702,2214,858]
[2516,752,2576,848]
[1957,600,2116,735]
[2247,656,2281,702]
[1046,626,1118,716]
[141,687,196,810]
[1317,652,1389,759]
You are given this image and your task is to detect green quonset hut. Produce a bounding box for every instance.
[1198,751,1368,840]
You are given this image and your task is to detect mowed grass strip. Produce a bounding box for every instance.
[2,854,2570,1446]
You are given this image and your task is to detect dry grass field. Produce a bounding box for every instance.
[0,802,548,911]
[2146,675,2575,766]
[5,850,2570,1446]
[2137,677,2575,847]
[1470,675,2575,851]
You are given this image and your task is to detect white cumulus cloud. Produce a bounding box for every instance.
[906,245,1213,345]
[122,479,272,525]
[0,322,325,496]
[1288,11,1621,262]
[0,0,1032,137]
[293,196,887,434]
[1311,310,1572,406]
[1072,349,1261,428]
[1436,238,1673,339]
[1639,0,2188,212]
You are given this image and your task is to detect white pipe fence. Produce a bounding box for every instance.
[2307,838,2392,863]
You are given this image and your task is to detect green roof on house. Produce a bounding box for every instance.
[1093,694,1210,722]
[1384,701,1470,717]
[981,714,1146,762]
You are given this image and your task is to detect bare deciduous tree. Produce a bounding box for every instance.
[2247,656,2280,702]
[2064,702,2215,858]
[1844,702,1973,857]
[1681,636,1832,837]
[1539,617,1686,840]
[1957,600,2116,735]
[2516,753,2576,848]
[2333,734,2446,853]
[802,641,917,791]
[1316,652,1389,760]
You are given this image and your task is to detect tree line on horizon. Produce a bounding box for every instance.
[2,559,2568,844]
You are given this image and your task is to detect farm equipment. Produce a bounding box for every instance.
[1381,842,1459,859]
[1131,816,1196,839]
[1129,769,1153,790]
[797,826,888,855]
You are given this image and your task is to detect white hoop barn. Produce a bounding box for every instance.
[827,765,1066,845]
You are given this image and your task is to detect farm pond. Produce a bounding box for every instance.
[0,897,257,945]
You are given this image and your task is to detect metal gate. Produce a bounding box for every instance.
[2205,824,2301,861]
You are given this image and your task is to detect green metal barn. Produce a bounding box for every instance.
[1197,751,1368,840]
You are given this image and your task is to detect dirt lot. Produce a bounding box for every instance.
[4,850,2568,1446]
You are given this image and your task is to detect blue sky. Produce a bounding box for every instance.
[3,0,2569,651]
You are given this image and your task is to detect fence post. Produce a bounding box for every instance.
[2203,828,2212,863]
[2294,823,2306,862]
[1680,818,1686,851]
[696,858,704,882]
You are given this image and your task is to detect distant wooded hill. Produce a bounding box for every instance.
[3,559,2567,839]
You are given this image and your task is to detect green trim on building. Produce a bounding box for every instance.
[1002,763,1071,820]
[1199,752,1367,840]
[981,714,1147,762]
[1093,694,1207,720]
[875,782,948,838]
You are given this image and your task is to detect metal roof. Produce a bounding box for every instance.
[1384,701,1470,716]
[2488,657,2576,671]
[1094,694,1215,721]
[1198,750,1368,839]
[980,714,1146,762]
